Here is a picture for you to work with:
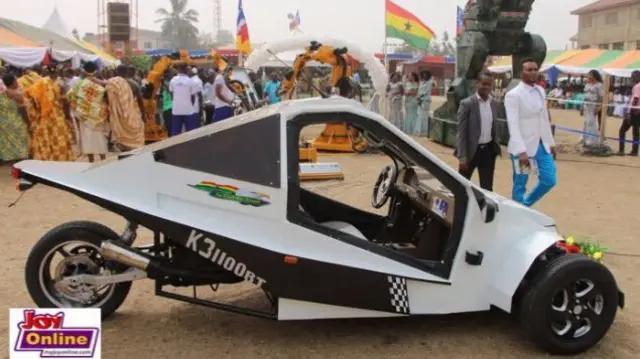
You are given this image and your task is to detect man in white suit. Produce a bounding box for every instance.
[504,58,557,207]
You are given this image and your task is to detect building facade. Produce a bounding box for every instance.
[83,27,171,51]
[572,0,640,50]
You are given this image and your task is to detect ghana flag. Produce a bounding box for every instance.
[385,0,435,49]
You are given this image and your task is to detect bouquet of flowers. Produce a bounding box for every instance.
[557,236,607,263]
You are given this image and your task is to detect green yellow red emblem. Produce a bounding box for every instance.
[189,181,271,207]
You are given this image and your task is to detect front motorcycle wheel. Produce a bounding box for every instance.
[25,221,133,320]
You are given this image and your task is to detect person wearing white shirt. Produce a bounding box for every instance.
[504,58,557,207]
[190,67,204,125]
[202,72,215,125]
[168,63,199,136]
[212,71,235,123]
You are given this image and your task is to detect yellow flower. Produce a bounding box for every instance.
[566,236,575,245]
[592,252,603,260]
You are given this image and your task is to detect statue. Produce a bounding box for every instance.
[431,0,547,146]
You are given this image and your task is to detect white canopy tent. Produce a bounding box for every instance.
[42,5,73,39]
[0,47,105,68]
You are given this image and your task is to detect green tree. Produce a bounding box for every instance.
[155,0,200,48]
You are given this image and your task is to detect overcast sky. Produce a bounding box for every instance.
[5,0,594,51]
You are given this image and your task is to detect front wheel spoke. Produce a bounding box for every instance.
[549,307,570,323]
[567,318,582,338]
[575,280,595,300]
[57,248,71,257]
[552,319,572,337]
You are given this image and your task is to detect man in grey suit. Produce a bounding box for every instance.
[454,72,502,191]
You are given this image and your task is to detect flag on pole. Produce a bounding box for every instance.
[288,10,301,32]
[385,0,434,49]
[236,0,251,53]
[456,6,464,35]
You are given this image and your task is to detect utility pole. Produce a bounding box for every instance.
[213,0,222,44]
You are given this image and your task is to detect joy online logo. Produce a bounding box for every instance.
[14,310,99,358]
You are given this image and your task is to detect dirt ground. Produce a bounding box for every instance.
[1,98,639,358]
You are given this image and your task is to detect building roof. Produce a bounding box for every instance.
[0,17,86,51]
[571,0,639,15]
[137,28,162,38]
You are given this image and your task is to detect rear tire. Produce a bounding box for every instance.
[25,221,133,320]
[519,254,619,355]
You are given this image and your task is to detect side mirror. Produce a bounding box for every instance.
[472,187,498,223]
[483,199,497,223]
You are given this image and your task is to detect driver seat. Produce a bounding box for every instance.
[320,221,367,240]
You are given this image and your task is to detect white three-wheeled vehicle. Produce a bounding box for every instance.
[13,96,623,355]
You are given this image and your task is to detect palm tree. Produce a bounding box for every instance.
[155,0,200,48]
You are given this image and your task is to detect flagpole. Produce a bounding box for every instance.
[381,0,389,118]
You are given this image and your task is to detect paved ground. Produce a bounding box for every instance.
[1,98,639,358]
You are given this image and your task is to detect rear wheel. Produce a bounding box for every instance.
[519,254,619,355]
[25,221,132,319]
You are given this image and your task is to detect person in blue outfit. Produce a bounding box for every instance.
[263,73,281,104]
[504,58,557,207]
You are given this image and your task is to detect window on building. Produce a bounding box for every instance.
[143,42,152,49]
[581,15,593,28]
[580,45,591,50]
[598,43,610,49]
[605,11,618,25]
[612,42,624,50]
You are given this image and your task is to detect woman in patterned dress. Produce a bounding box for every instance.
[23,67,75,161]
[403,72,420,134]
[416,70,433,136]
[386,73,404,130]
[581,69,604,150]
[0,74,30,164]
[17,66,43,90]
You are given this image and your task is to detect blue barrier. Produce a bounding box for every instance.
[553,125,640,145]
[432,115,640,145]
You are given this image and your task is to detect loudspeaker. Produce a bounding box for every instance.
[107,2,130,42]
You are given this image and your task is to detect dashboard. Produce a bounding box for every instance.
[395,166,455,226]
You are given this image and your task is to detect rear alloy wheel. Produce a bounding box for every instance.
[25,221,132,320]
[520,254,619,355]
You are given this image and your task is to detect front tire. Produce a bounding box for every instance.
[519,254,619,355]
[25,221,133,320]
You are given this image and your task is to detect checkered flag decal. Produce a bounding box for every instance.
[387,275,410,314]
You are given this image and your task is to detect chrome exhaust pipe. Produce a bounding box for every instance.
[101,241,150,270]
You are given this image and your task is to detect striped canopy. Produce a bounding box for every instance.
[0,26,37,47]
[491,49,640,69]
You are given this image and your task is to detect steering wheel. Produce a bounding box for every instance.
[371,165,398,208]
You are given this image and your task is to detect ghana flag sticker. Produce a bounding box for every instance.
[189,181,271,207]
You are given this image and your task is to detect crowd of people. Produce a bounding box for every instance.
[543,70,640,155]
[385,70,434,136]
[455,59,640,208]
[0,62,146,165]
